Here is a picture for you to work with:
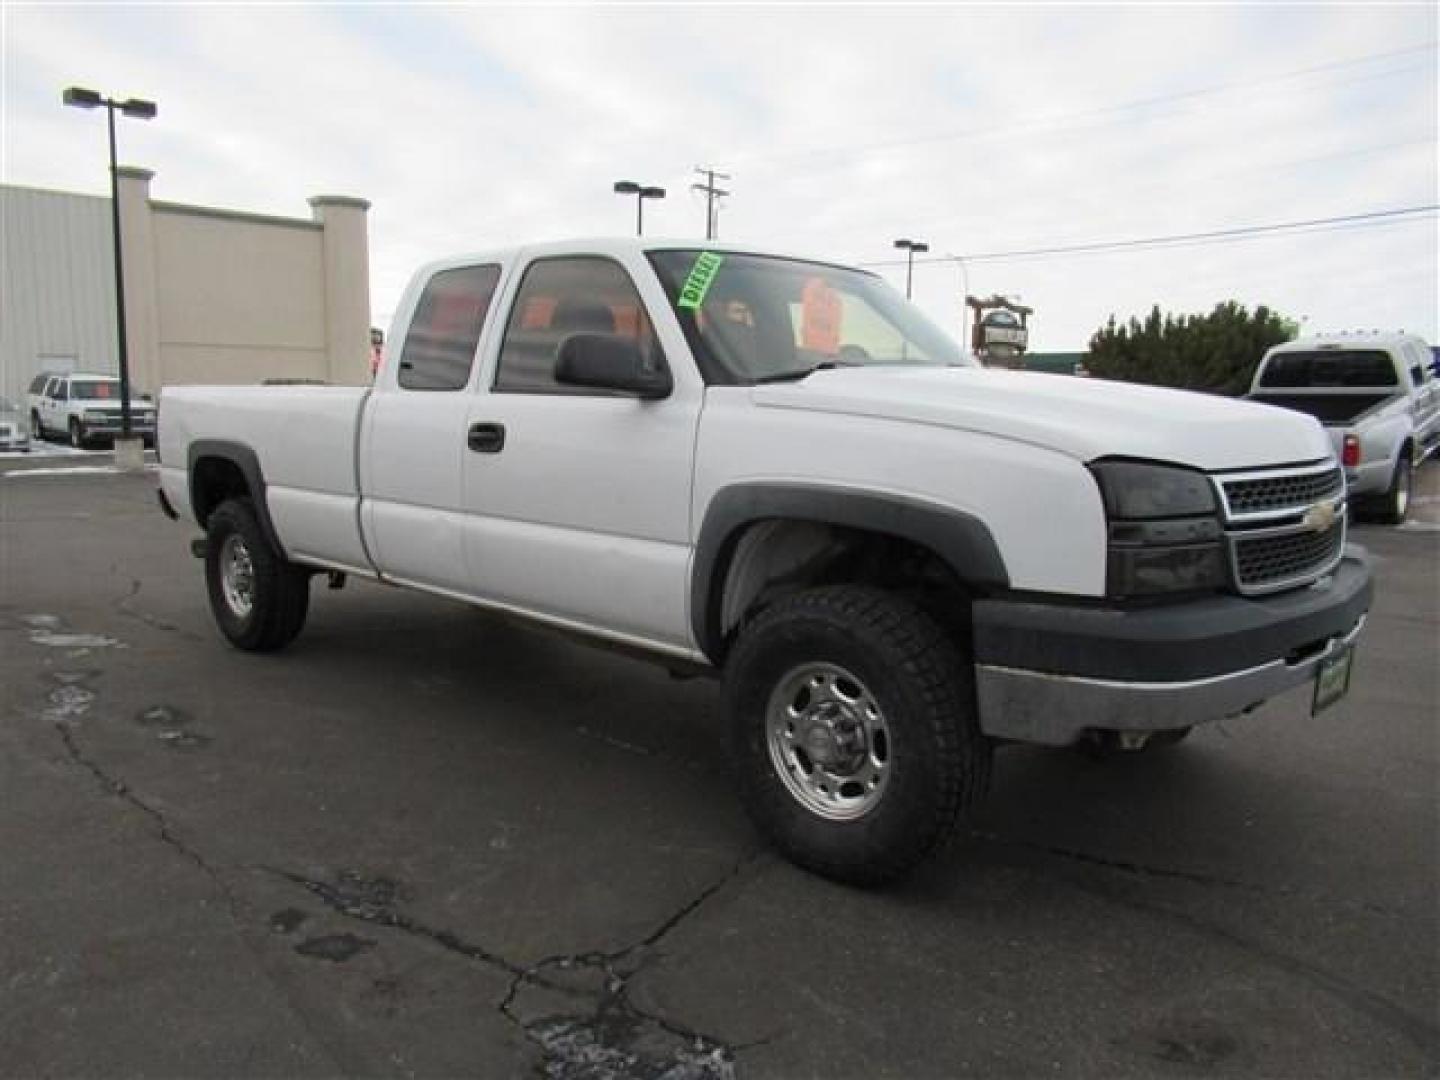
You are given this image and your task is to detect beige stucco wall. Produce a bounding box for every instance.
[116,168,370,391]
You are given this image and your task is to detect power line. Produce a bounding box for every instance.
[877,134,1436,240]
[858,205,1439,268]
[720,42,1436,172]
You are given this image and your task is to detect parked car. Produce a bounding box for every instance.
[157,239,1372,884]
[29,372,156,448]
[1248,333,1439,523]
[0,397,31,452]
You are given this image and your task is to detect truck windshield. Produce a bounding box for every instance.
[648,250,966,384]
[71,380,123,400]
[1259,350,1398,389]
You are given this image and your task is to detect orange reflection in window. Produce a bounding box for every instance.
[521,296,558,329]
[800,278,841,355]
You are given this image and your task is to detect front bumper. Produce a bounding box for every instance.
[973,548,1372,745]
[76,419,156,440]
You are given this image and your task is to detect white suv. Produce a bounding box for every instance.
[29,372,156,448]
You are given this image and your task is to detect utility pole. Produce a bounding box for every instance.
[691,167,731,241]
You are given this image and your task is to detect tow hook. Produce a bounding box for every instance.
[190,536,208,559]
[327,571,347,590]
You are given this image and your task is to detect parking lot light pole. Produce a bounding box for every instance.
[63,86,157,444]
[613,180,666,236]
[893,238,929,300]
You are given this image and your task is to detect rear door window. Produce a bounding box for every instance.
[398,264,502,391]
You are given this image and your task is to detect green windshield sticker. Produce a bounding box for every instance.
[677,251,725,310]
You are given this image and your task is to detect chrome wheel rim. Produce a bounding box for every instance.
[219,534,256,619]
[766,662,891,821]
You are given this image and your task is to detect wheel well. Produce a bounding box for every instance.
[191,456,253,528]
[715,520,973,658]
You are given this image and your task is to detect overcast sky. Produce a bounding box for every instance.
[3,3,1436,350]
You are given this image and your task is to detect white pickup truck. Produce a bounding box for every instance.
[1247,333,1439,524]
[157,239,1373,883]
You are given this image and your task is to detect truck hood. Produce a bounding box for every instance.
[751,367,1332,471]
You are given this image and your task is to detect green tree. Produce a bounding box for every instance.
[1086,301,1297,396]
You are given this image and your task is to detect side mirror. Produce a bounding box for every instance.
[555,333,672,400]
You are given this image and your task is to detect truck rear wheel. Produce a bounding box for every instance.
[204,497,310,651]
[1378,450,1412,525]
[724,585,990,886]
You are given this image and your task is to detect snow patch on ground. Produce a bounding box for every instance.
[22,614,124,650]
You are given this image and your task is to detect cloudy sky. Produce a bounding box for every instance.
[3,3,1436,350]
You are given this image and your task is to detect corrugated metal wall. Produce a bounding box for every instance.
[1,185,118,403]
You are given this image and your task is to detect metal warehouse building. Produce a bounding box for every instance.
[1,170,372,405]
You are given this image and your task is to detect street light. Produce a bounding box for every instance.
[613,180,666,236]
[63,85,157,447]
[893,238,929,300]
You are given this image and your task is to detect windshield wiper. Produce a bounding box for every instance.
[752,360,845,384]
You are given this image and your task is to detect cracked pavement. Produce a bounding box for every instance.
[1,466,1437,1078]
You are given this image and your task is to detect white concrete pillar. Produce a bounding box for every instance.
[309,195,371,386]
[115,166,160,394]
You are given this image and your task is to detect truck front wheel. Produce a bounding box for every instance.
[724,585,990,885]
[204,497,310,651]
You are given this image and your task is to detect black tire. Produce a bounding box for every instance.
[1378,450,1412,525]
[204,497,310,652]
[724,585,990,886]
[68,417,84,449]
[1076,726,1192,758]
[30,411,43,440]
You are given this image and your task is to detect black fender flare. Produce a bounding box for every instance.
[691,482,1010,662]
[187,439,287,558]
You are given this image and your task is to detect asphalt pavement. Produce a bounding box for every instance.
[1,462,1436,1079]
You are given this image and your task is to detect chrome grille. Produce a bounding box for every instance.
[1231,523,1344,592]
[1220,465,1342,520]
[1213,462,1346,595]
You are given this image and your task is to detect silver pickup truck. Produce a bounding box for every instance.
[1248,333,1439,523]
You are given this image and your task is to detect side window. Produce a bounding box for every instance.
[29,374,49,395]
[1405,344,1429,386]
[53,380,69,402]
[494,257,662,395]
[397,264,501,391]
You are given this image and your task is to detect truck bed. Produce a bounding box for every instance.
[158,384,373,571]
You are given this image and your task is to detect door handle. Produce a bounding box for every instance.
[468,422,506,454]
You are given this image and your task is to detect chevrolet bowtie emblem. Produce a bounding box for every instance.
[1302,501,1338,533]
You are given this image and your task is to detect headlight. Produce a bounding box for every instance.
[1090,460,1215,518]
[1090,460,1227,599]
